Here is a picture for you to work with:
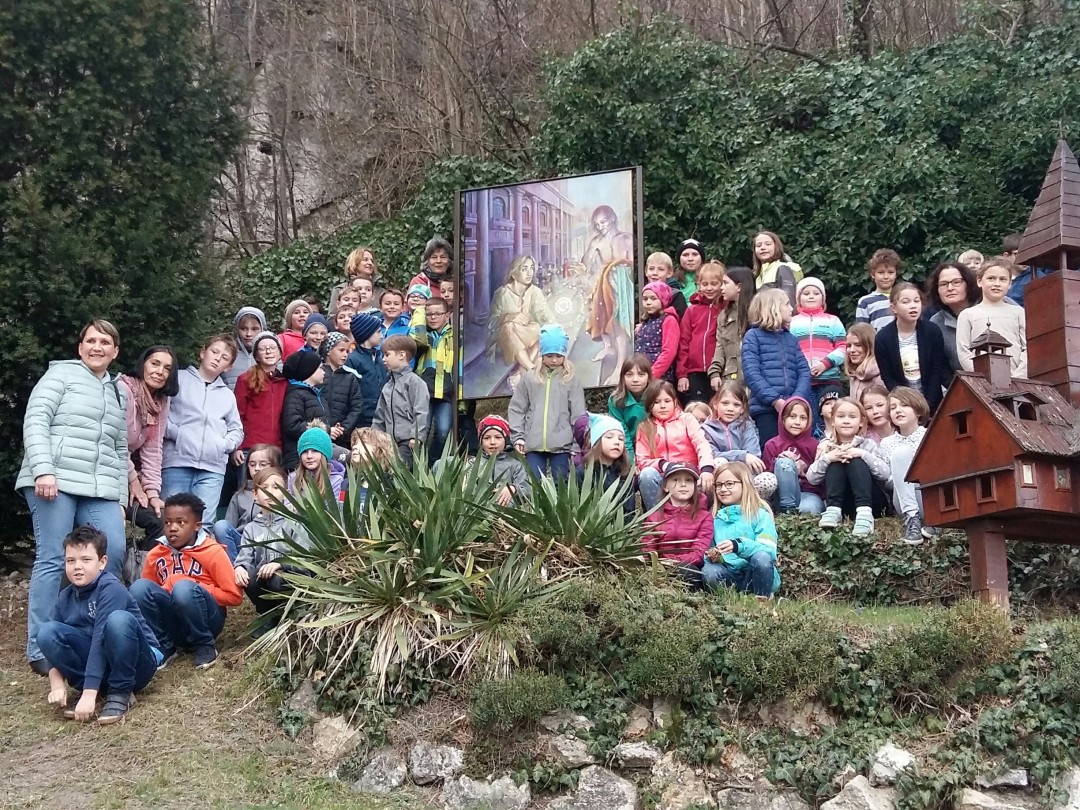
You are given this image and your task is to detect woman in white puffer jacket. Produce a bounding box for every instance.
[17,320,129,676]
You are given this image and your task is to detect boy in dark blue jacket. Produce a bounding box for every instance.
[348,311,389,429]
[39,526,163,725]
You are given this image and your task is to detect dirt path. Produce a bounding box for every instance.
[0,578,425,809]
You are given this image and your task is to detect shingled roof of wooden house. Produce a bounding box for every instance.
[948,371,1079,457]
[1016,139,1080,270]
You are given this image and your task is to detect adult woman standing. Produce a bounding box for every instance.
[17,320,129,675]
[119,346,180,543]
[925,261,979,377]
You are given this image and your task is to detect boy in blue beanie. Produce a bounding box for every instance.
[347,311,388,430]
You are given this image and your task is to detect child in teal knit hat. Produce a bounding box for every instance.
[288,426,346,502]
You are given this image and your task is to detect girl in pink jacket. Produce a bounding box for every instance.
[636,381,717,511]
[643,461,713,587]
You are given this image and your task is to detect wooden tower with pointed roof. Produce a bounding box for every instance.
[1022,140,1080,407]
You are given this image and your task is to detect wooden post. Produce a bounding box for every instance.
[967,520,1010,609]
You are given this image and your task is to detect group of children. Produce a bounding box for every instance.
[37,232,1036,724]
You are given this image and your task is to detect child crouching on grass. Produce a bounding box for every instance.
[702,462,780,598]
[40,527,162,725]
[577,414,637,518]
[234,468,311,623]
[467,415,531,505]
[642,462,712,588]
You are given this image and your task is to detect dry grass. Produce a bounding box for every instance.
[0,584,430,810]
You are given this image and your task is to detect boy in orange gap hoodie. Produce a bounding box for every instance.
[676,260,725,405]
[130,493,243,670]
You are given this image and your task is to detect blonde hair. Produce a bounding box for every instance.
[685,401,712,422]
[534,357,575,384]
[747,288,789,331]
[979,255,1016,280]
[646,251,673,271]
[958,249,983,269]
[344,246,376,278]
[714,461,771,518]
[350,427,397,468]
[697,260,726,283]
[843,323,878,379]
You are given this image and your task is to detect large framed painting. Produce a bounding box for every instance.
[455,168,644,399]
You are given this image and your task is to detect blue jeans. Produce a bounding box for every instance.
[429,399,454,466]
[130,579,226,651]
[38,610,158,692]
[23,489,126,663]
[211,520,242,562]
[774,458,825,515]
[639,468,663,512]
[525,451,570,482]
[161,467,225,528]
[701,551,776,596]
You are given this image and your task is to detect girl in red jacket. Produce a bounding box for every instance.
[677,260,725,404]
[635,282,680,382]
[635,381,716,511]
[642,461,713,588]
[235,332,288,453]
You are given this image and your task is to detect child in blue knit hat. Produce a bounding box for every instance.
[288,426,346,502]
[508,324,586,481]
[576,413,637,518]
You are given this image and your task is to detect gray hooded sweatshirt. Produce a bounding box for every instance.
[222,306,268,390]
[234,510,312,576]
[163,366,245,474]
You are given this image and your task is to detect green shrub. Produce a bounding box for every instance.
[469,669,572,732]
[623,613,718,698]
[723,603,844,704]
[868,601,1014,705]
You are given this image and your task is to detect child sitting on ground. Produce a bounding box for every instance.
[763,397,824,515]
[684,401,713,424]
[467,415,531,505]
[608,354,653,463]
[806,398,891,537]
[233,468,311,621]
[635,282,680,383]
[642,461,712,587]
[577,414,637,518]
[214,444,282,561]
[860,385,894,444]
[372,335,429,468]
[508,324,586,481]
[130,493,243,670]
[702,462,780,598]
[289,426,347,502]
[879,387,938,546]
[635,381,717,512]
[701,380,776,500]
[40,527,163,725]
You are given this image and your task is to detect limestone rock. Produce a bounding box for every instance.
[1055,767,1080,810]
[833,765,859,790]
[652,754,715,810]
[869,743,915,787]
[821,775,897,810]
[613,740,662,768]
[442,775,531,810]
[652,697,675,729]
[549,766,638,810]
[976,770,1030,790]
[539,710,595,734]
[408,741,465,785]
[716,788,811,810]
[758,699,836,737]
[311,715,363,762]
[720,746,763,784]
[352,748,407,795]
[287,679,321,721]
[959,789,1038,810]
[546,734,597,768]
[624,704,652,738]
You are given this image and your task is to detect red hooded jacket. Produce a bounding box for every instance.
[677,291,724,378]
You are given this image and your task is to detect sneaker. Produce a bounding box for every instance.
[156,647,178,671]
[29,658,50,677]
[97,692,135,725]
[852,506,875,538]
[818,506,842,529]
[194,645,218,670]
[921,525,941,540]
[902,513,925,546]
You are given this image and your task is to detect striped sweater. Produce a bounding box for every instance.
[790,308,846,383]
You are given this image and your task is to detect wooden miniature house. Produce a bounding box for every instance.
[907,140,1080,608]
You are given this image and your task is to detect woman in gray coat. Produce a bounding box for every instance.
[17,320,129,675]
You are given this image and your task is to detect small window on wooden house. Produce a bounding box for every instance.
[940,484,958,511]
[1020,463,1036,487]
[952,411,971,437]
[976,474,996,503]
[1015,401,1038,421]
[1055,467,1071,491]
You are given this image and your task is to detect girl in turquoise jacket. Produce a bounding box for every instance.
[702,461,780,597]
